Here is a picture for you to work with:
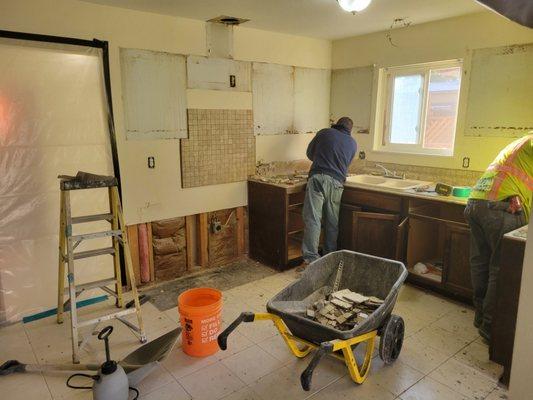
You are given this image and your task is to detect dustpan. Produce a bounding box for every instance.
[0,327,181,387]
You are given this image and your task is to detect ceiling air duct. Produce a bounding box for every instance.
[205,16,249,59]
[476,0,533,28]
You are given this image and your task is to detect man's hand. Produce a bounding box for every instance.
[507,196,523,214]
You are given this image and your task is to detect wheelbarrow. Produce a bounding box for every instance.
[218,250,408,391]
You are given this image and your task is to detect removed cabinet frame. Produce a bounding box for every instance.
[120,48,188,140]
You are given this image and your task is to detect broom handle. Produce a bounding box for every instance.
[25,363,100,373]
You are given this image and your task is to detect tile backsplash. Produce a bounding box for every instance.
[255,158,481,187]
[350,160,481,187]
[181,109,255,188]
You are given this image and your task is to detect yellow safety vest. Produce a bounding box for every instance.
[470,134,533,221]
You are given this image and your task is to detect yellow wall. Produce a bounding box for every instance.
[332,12,533,172]
[0,0,331,224]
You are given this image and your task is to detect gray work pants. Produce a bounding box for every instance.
[302,174,344,263]
[464,199,526,337]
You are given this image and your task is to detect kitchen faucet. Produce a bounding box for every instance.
[375,164,405,180]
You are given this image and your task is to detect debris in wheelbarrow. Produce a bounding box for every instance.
[217,250,408,392]
[305,288,384,330]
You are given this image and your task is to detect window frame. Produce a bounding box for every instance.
[374,59,463,157]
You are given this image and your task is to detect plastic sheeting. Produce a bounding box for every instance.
[0,38,115,323]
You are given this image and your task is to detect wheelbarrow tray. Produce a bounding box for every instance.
[266,250,408,344]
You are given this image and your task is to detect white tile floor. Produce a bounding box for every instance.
[0,270,507,400]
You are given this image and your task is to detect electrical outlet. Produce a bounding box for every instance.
[229,75,236,88]
[147,156,155,169]
[462,157,470,169]
[210,217,222,234]
[359,151,366,160]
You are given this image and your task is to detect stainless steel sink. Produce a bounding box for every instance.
[345,174,430,191]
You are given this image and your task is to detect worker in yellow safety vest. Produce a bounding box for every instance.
[465,134,532,342]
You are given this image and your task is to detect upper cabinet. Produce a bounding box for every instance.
[252,62,331,135]
[120,48,187,140]
[186,56,251,92]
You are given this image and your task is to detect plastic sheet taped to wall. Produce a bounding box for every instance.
[0,38,115,323]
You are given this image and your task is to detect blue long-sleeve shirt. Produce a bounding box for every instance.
[307,124,357,183]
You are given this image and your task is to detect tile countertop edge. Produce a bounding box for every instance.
[248,178,469,206]
[504,225,528,243]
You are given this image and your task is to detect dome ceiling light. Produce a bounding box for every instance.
[337,0,372,13]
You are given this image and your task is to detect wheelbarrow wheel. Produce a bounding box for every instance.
[379,314,404,364]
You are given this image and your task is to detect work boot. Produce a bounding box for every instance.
[473,312,483,329]
[478,327,491,344]
[295,260,311,275]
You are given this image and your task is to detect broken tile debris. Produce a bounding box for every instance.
[252,174,307,186]
[305,288,384,331]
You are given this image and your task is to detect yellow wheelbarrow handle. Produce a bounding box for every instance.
[218,312,377,391]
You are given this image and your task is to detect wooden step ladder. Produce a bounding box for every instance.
[57,174,146,363]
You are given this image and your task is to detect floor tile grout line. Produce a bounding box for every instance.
[303,375,346,399]
[22,323,56,399]
[397,335,491,400]
[160,361,196,399]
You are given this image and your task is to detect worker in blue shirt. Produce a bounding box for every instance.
[301,117,357,266]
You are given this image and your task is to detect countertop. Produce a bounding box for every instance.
[248,176,307,189]
[343,181,469,206]
[504,225,528,243]
[249,176,469,206]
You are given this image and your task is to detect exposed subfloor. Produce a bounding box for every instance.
[143,258,278,311]
[0,266,507,400]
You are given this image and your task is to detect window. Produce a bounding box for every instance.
[375,60,462,156]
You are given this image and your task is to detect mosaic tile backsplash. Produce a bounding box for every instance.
[255,158,482,187]
[181,109,255,188]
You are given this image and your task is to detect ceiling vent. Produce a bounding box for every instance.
[205,16,248,59]
[207,15,250,26]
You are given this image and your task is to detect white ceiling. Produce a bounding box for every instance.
[82,0,485,40]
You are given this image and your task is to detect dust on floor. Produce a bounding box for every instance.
[142,257,279,311]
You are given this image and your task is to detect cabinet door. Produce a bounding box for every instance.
[352,212,401,259]
[443,223,473,297]
[338,204,362,250]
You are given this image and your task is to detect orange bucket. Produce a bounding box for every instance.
[178,287,222,357]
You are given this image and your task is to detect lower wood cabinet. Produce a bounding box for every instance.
[340,187,474,302]
[490,237,526,386]
[339,204,407,261]
[248,180,306,270]
[443,223,473,298]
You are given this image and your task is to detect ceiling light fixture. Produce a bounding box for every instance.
[337,0,372,13]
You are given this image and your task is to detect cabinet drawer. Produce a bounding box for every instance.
[342,189,403,213]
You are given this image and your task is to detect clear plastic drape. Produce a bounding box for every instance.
[0,38,115,323]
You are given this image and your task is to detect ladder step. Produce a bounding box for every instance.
[71,213,114,224]
[69,230,122,241]
[66,278,117,294]
[77,308,137,328]
[73,247,116,260]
